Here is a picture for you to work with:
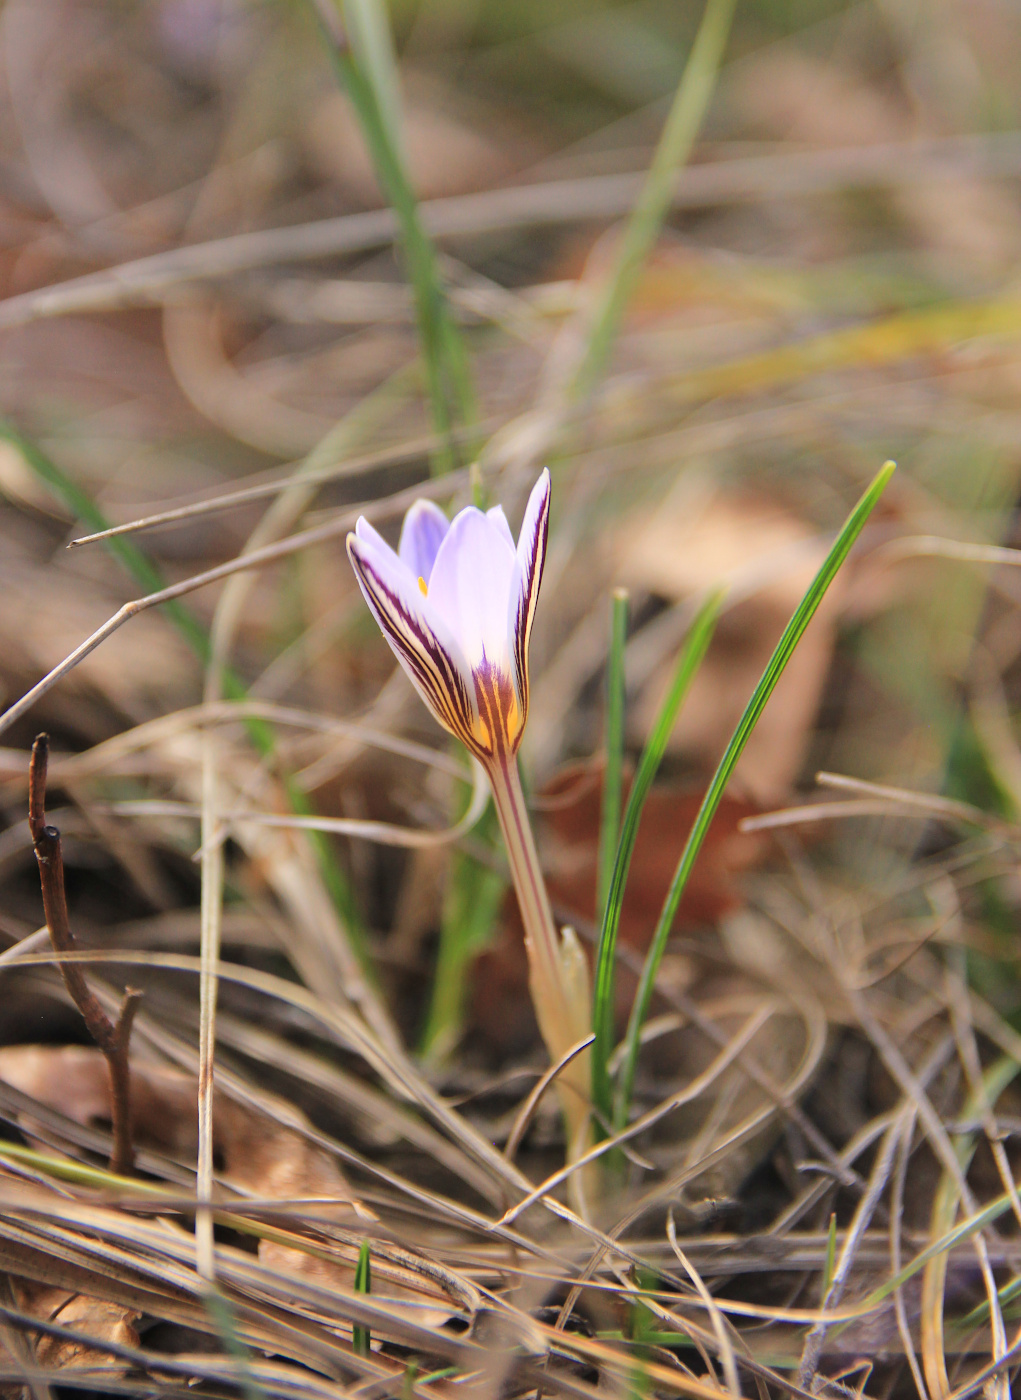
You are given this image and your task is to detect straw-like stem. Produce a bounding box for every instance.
[486,755,591,1174]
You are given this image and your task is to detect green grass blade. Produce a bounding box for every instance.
[353,1239,372,1357]
[590,590,722,1131]
[419,804,506,1062]
[5,420,369,959]
[308,2,475,470]
[0,419,211,661]
[571,0,737,400]
[614,461,897,1131]
[597,589,629,926]
[341,0,404,156]
[202,1287,269,1400]
[822,1213,837,1298]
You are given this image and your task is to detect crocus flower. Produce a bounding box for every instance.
[346,470,550,765]
[347,470,593,1186]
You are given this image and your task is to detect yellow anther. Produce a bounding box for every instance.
[418,576,428,596]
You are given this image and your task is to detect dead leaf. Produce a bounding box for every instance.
[0,1272,140,1397]
[0,1046,460,1326]
[0,1043,368,1212]
[16,1281,140,1371]
[619,484,845,802]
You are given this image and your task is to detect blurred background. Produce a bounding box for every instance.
[0,0,1019,1029]
[0,3,1019,1383]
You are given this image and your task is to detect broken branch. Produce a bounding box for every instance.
[28,735,141,1176]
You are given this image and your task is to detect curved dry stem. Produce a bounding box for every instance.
[666,1210,741,1400]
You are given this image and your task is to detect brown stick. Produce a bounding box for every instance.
[28,735,141,1176]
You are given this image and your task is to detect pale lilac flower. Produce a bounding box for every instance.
[346,470,550,764]
[347,469,591,1183]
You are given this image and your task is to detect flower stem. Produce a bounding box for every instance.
[487,756,592,1173]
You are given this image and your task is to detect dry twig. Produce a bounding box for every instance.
[27,735,142,1176]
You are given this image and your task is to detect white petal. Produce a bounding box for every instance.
[347,527,479,750]
[427,507,517,673]
[398,499,450,583]
[354,516,401,568]
[486,505,515,551]
[508,468,551,716]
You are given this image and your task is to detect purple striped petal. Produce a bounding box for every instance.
[353,515,400,565]
[347,473,552,761]
[398,499,450,584]
[347,525,480,752]
[508,468,551,724]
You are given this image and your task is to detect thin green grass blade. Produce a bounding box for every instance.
[590,590,722,1131]
[202,1287,268,1400]
[964,1269,1021,1328]
[5,420,368,959]
[308,2,474,470]
[571,0,737,400]
[822,1213,837,1298]
[341,0,404,155]
[614,461,897,1131]
[0,419,211,660]
[419,804,506,1062]
[597,589,629,926]
[353,1239,372,1357]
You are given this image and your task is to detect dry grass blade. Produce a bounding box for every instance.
[500,1004,776,1225]
[112,767,487,852]
[503,1034,595,1165]
[1,4,1019,1394]
[814,772,1000,828]
[0,473,470,741]
[1,133,1020,326]
[66,431,478,549]
[796,1111,904,1386]
[665,1210,740,1400]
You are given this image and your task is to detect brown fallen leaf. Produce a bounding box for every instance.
[0,1045,462,1327]
[14,1280,140,1372]
[618,484,845,803]
[0,1043,370,1211]
[0,1273,140,1398]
